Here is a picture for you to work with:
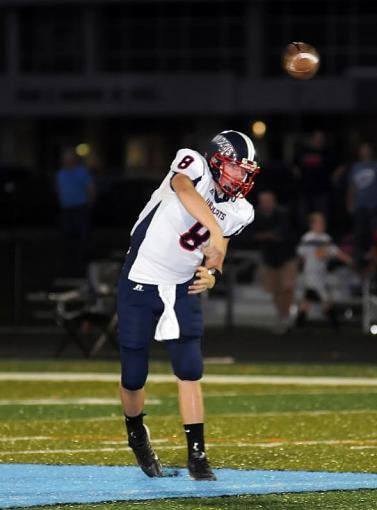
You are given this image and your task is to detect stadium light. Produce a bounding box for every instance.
[75,143,91,157]
[370,324,377,335]
[251,121,267,138]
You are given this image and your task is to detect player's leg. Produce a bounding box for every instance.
[323,303,339,330]
[117,275,162,477]
[321,287,339,330]
[275,259,297,331]
[296,289,311,327]
[120,385,144,417]
[119,344,148,418]
[119,344,162,477]
[168,282,215,480]
[166,337,216,481]
[261,265,284,331]
[177,379,203,424]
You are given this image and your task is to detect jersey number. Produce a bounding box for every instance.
[177,155,194,169]
[180,222,210,251]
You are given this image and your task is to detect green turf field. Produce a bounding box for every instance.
[1,360,376,509]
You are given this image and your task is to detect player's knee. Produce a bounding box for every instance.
[121,380,144,391]
[120,345,148,391]
[174,363,203,381]
[168,337,203,381]
[121,361,147,390]
[121,375,146,391]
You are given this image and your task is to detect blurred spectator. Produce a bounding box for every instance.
[56,148,95,277]
[254,136,297,207]
[328,162,352,237]
[252,191,298,334]
[293,130,335,230]
[347,142,377,271]
[296,212,353,330]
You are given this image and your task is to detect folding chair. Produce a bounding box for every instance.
[49,259,121,357]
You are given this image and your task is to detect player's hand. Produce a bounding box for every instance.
[202,229,225,272]
[188,266,216,294]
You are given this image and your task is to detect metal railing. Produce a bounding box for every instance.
[362,276,377,334]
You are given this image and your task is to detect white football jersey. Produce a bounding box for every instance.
[297,231,339,290]
[127,148,255,285]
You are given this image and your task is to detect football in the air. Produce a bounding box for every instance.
[282,42,320,80]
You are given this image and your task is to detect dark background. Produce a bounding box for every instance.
[0,0,375,359]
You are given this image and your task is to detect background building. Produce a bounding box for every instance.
[0,0,376,331]
[0,0,376,182]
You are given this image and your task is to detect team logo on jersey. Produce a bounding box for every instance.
[133,284,144,292]
[206,198,226,220]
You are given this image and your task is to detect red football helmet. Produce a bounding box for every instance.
[206,130,260,198]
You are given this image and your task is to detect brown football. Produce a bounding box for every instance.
[282,42,320,80]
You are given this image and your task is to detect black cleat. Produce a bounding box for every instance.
[188,452,217,481]
[128,425,163,477]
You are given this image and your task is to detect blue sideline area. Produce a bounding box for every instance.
[1,464,377,508]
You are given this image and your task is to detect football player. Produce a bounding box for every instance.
[117,130,260,480]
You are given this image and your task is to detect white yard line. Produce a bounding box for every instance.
[1,372,377,386]
[2,394,374,408]
[0,409,375,431]
[1,439,377,456]
[31,408,374,423]
[79,409,376,422]
[0,394,375,407]
[350,446,377,450]
[0,398,160,406]
[0,447,132,455]
[0,436,52,442]
[0,437,170,444]
[220,409,377,417]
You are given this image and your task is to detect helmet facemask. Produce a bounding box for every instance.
[210,152,260,198]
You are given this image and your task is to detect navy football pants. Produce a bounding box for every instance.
[117,264,204,391]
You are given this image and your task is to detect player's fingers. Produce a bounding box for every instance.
[189,280,202,287]
[195,266,208,276]
[188,286,207,295]
[194,269,210,280]
[197,276,212,286]
[189,280,206,289]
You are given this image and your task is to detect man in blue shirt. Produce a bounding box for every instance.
[347,142,377,270]
[56,148,95,277]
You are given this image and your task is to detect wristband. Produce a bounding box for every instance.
[208,268,222,279]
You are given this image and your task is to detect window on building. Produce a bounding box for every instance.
[124,135,167,178]
[99,2,245,74]
[19,7,85,73]
[0,13,5,73]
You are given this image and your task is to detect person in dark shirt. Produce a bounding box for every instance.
[252,191,297,333]
[56,148,95,277]
[293,130,334,230]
